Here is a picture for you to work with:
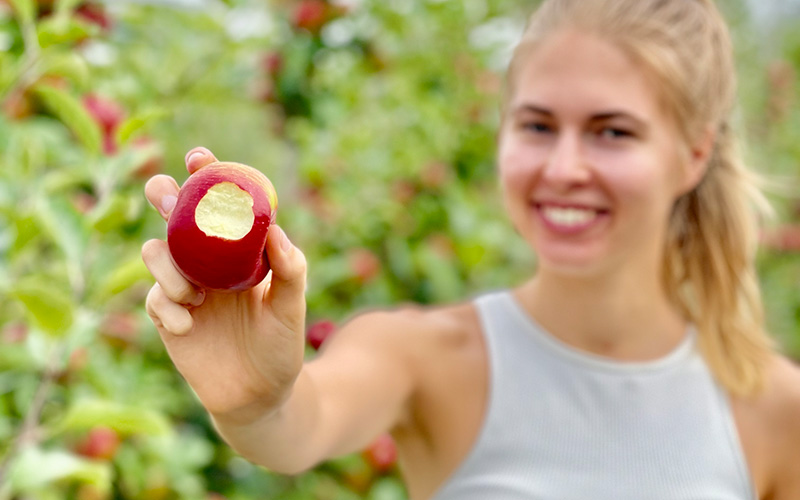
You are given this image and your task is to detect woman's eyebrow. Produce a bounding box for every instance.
[589,111,648,128]
[512,104,552,116]
[513,104,649,128]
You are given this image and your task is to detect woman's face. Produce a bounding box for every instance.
[498,29,700,279]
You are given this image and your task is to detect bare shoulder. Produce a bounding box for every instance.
[751,354,800,499]
[762,354,800,431]
[327,299,483,358]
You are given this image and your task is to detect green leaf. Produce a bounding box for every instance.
[37,16,94,48]
[367,477,407,500]
[10,213,39,254]
[9,0,35,26]
[31,84,102,155]
[38,50,90,87]
[89,192,129,233]
[416,244,462,302]
[0,343,38,372]
[3,123,48,177]
[50,399,172,437]
[93,255,151,299]
[116,107,170,144]
[35,191,88,267]
[55,0,85,14]
[11,278,74,336]
[8,446,112,494]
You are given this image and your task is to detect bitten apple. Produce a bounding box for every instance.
[167,161,278,291]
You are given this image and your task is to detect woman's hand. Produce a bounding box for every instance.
[141,147,308,424]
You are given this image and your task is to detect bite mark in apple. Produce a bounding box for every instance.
[195,182,255,240]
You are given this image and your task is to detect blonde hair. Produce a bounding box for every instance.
[506,0,775,396]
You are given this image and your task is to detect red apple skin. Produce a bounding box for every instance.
[75,426,120,461]
[292,0,328,33]
[83,93,124,134]
[167,162,278,291]
[363,433,398,472]
[306,319,336,350]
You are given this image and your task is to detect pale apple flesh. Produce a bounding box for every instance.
[194,182,255,240]
[167,162,278,291]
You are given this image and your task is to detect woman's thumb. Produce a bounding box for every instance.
[264,225,307,331]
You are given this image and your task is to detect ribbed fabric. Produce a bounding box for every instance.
[431,291,756,500]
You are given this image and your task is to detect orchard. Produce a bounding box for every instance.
[0,0,799,499]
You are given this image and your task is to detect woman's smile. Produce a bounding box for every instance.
[534,202,610,235]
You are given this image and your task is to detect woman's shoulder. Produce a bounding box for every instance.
[759,354,800,434]
[739,354,800,499]
[339,296,485,356]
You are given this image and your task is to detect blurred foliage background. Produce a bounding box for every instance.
[0,0,798,498]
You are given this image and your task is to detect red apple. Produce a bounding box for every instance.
[83,93,124,135]
[131,136,164,179]
[292,0,328,33]
[75,426,120,460]
[348,247,381,283]
[100,311,140,348]
[71,191,98,214]
[262,51,284,77]
[761,225,800,252]
[306,319,336,350]
[76,3,113,31]
[2,89,34,120]
[167,162,278,291]
[363,433,397,472]
[2,323,28,343]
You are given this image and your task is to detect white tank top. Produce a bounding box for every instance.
[431,291,756,500]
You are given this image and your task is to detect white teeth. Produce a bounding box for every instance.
[541,206,598,226]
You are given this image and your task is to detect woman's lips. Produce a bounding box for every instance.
[535,202,609,234]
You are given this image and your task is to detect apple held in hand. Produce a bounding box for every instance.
[167,162,278,291]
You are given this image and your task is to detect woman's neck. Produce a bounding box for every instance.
[514,269,689,362]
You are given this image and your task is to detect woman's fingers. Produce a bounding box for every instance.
[144,175,180,221]
[185,147,219,174]
[142,239,205,306]
[264,225,308,334]
[146,283,194,336]
[143,147,219,222]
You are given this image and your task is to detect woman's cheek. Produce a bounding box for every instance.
[498,142,536,194]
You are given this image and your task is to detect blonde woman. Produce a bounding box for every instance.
[142,0,800,497]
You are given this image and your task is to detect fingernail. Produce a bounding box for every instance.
[280,227,291,252]
[161,194,177,215]
[185,149,205,165]
[191,290,205,307]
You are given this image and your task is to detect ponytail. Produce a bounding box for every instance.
[665,121,775,396]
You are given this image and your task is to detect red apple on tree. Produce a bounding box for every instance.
[75,426,120,461]
[83,93,125,155]
[306,319,336,350]
[131,136,164,180]
[292,0,329,33]
[348,247,381,284]
[167,162,278,291]
[363,433,398,472]
[83,93,124,134]
[76,2,113,31]
[262,51,284,77]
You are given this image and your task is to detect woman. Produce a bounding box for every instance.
[141,0,800,498]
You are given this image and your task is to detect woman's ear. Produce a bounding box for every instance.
[679,125,716,194]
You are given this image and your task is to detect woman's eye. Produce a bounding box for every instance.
[522,122,553,134]
[598,127,632,139]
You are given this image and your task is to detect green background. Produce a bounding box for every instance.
[1,0,799,498]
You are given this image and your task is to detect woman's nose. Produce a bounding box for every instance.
[542,131,591,186]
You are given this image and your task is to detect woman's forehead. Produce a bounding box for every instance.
[509,30,663,121]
